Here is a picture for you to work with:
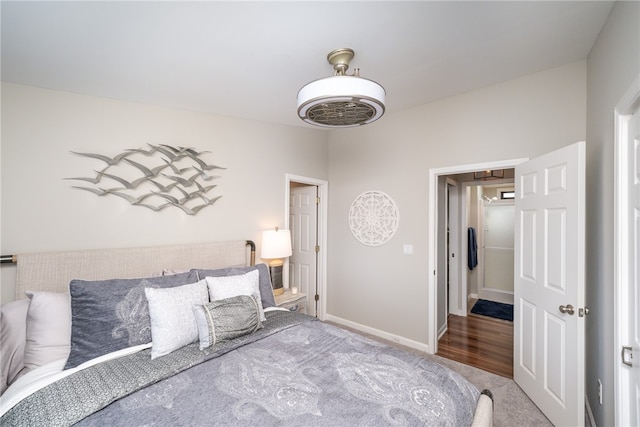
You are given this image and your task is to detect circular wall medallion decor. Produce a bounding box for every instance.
[348,191,400,246]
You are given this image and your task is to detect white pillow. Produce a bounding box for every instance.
[1,299,29,394]
[24,291,71,371]
[205,269,265,322]
[144,281,209,359]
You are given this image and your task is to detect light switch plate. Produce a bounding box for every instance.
[403,244,413,255]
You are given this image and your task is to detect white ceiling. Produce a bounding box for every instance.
[1,1,614,129]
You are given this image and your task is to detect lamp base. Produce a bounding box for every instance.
[268,263,284,296]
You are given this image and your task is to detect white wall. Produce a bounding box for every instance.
[0,83,328,303]
[585,2,639,425]
[327,62,587,349]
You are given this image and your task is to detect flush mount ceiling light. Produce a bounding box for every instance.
[297,48,385,128]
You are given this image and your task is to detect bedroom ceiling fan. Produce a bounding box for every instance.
[297,48,386,128]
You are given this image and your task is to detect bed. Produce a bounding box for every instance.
[0,240,493,426]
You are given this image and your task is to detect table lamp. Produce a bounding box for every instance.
[261,227,292,296]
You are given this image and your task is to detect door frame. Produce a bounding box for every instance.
[614,73,640,424]
[285,174,328,320]
[446,178,460,317]
[428,158,527,353]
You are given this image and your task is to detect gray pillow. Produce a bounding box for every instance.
[65,272,195,370]
[192,263,275,309]
[205,269,265,322]
[192,295,263,350]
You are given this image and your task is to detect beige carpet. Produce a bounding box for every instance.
[430,355,552,426]
[326,321,552,426]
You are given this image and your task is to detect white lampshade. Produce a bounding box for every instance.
[261,229,292,259]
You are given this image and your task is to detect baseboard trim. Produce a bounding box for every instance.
[324,314,432,354]
[477,289,514,305]
[585,395,597,427]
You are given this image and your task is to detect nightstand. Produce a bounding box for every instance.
[275,289,307,314]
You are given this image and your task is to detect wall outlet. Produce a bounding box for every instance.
[403,244,413,255]
[597,379,603,405]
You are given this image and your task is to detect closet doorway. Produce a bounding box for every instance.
[285,174,328,319]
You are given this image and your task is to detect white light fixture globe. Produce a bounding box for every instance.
[297,48,385,128]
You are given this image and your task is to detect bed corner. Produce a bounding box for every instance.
[471,389,494,427]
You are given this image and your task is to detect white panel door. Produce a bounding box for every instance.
[289,185,318,316]
[618,105,640,426]
[514,141,585,426]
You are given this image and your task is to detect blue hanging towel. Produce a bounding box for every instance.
[468,227,478,270]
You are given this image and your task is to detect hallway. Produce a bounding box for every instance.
[436,311,513,378]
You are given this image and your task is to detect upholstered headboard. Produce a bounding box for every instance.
[12,240,255,299]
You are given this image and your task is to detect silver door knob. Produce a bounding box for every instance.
[559,304,575,315]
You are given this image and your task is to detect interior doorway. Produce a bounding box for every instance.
[436,169,517,377]
[427,158,527,355]
[437,174,515,325]
[285,174,328,320]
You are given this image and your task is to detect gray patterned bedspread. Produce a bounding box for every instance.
[2,311,479,426]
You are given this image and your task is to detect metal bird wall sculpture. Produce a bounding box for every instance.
[66,144,225,215]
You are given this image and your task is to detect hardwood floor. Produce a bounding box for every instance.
[436,312,514,378]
